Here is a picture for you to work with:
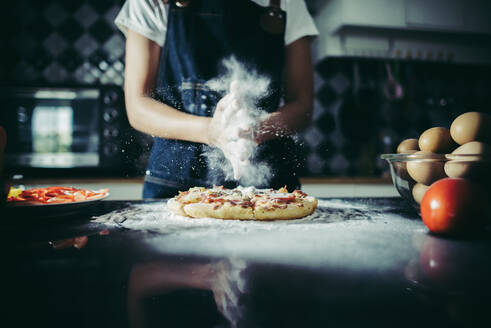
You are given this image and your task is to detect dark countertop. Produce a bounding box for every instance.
[2,198,491,328]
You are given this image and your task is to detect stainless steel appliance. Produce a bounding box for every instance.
[0,85,128,175]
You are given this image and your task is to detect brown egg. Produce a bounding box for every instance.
[444,141,491,179]
[419,127,456,153]
[393,161,413,182]
[406,151,447,185]
[452,141,491,155]
[412,183,429,204]
[394,138,418,181]
[450,112,491,145]
[397,138,419,153]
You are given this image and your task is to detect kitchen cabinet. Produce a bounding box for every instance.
[405,0,491,34]
[315,0,491,63]
[320,0,491,33]
[342,0,406,28]
[405,0,464,30]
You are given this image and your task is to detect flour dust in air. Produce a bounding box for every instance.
[204,57,273,186]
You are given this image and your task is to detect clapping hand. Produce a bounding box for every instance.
[207,81,257,180]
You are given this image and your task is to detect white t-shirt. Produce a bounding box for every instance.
[115,0,319,47]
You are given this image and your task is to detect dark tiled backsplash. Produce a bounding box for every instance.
[2,0,125,86]
[309,59,491,177]
[2,0,491,177]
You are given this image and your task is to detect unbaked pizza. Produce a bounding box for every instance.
[167,186,317,220]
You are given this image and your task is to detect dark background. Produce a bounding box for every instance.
[1,0,491,177]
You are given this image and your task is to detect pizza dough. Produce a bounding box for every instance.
[167,186,317,221]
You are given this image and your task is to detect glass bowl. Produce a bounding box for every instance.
[381,153,491,211]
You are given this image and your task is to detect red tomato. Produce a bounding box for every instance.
[420,178,489,235]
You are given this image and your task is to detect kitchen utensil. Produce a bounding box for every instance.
[339,62,377,143]
[384,62,404,100]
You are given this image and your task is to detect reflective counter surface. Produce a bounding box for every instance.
[2,199,491,328]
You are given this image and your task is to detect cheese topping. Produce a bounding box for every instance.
[176,186,308,208]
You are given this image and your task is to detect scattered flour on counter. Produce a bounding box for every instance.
[93,199,422,271]
[93,199,389,237]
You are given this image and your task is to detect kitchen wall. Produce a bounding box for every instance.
[1,0,125,86]
[307,58,491,177]
[2,0,491,177]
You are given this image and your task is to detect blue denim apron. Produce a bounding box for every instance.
[143,0,301,198]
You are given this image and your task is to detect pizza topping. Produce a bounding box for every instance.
[237,186,256,199]
[204,196,225,203]
[293,190,307,197]
[277,186,288,193]
[176,187,208,203]
[239,200,253,208]
[8,186,108,204]
[236,186,269,199]
[271,193,296,202]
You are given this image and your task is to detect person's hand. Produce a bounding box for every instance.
[207,93,233,148]
[207,82,257,180]
[208,83,254,145]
